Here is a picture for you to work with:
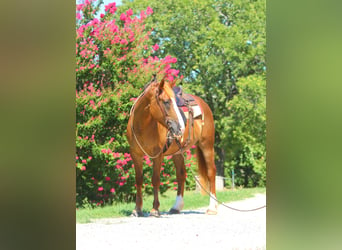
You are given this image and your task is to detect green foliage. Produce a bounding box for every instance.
[222,75,266,187]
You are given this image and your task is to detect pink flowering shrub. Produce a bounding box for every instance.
[76,1,195,208]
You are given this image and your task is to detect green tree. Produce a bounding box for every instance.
[119,0,266,185]
[222,75,266,187]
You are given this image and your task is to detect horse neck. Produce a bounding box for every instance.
[133,96,154,129]
[132,94,167,143]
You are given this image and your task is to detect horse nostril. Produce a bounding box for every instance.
[167,120,182,136]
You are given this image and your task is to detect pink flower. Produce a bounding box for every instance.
[105,176,111,181]
[126,8,133,16]
[81,166,86,171]
[120,39,128,45]
[152,44,159,51]
[146,6,153,15]
[167,75,174,81]
[110,188,115,193]
[140,10,146,19]
[110,8,117,14]
[113,152,120,158]
[82,159,87,164]
[168,68,179,76]
[100,13,105,18]
[76,4,83,11]
[105,3,117,14]
[98,187,104,191]
[120,13,127,21]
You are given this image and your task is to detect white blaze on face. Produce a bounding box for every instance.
[172,195,184,211]
[171,97,185,133]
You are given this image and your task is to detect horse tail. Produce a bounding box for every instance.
[196,146,208,195]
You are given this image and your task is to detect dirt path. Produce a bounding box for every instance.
[76,193,266,250]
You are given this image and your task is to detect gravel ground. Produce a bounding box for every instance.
[76,193,266,250]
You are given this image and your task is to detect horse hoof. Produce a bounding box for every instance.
[131,209,144,217]
[206,209,217,215]
[149,209,161,217]
[169,208,180,214]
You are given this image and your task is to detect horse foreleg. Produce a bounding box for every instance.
[169,154,186,214]
[131,153,144,217]
[150,156,163,217]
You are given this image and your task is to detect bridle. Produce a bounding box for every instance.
[154,89,181,137]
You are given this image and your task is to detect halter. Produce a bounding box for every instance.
[154,90,174,129]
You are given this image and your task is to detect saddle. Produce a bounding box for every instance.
[173,86,202,122]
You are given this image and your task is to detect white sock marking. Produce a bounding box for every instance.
[209,193,218,211]
[172,195,184,211]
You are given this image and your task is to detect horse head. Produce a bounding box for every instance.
[149,77,185,139]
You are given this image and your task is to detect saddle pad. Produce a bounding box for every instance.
[181,105,202,119]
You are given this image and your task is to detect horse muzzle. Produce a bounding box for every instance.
[166,119,183,139]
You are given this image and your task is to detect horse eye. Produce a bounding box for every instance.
[163,100,171,108]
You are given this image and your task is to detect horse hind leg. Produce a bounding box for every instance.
[197,145,218,215]
[169,154,186,214]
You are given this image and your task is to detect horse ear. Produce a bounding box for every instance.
[170,78,177,88]
[159,77,165,91]
[151,74,157,82]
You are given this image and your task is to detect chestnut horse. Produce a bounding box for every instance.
[126,77,218,217]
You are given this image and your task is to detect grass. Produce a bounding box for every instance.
[76,187,266,223]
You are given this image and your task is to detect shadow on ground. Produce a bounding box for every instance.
[120,209,205,218]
